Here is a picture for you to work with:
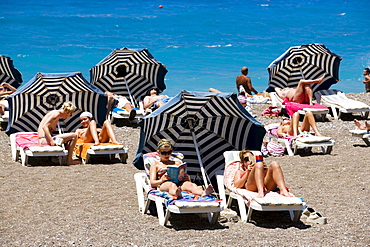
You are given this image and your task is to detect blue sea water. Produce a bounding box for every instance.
[1,0,370,96]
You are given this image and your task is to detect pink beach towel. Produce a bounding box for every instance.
[282,98,328,116]
[15,132,48,149]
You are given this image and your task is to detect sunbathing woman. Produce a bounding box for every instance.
[234,149,292,198]
[143,88,172,110]
[149,139,214,197]
[275,75,325,105]
[354,119,370,131]
[277,111,323,138]
[75,112,121,145]
[38,102,80,165]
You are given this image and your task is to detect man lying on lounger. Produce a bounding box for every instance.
[275,75,325,105]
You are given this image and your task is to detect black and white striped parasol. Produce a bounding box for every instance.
[267,44,342,93]
[6,72,107,135]
[0,55,22,88]
[90,47,167,106]
[134,90,266,187]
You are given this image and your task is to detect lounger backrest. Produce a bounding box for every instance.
[143,152,184,175]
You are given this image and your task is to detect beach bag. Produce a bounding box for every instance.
[266,141,284,157]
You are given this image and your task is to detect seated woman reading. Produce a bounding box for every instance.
[75,111,121,145]
[149,139,214,198]
[234,149,292,198]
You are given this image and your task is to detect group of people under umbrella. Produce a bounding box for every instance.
[0,44,344,201]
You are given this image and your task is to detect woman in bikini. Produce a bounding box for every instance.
[234,149,292,198]
[75,111,121,145]
[149,139,214,197]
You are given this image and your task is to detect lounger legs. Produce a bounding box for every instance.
[290,210,302,222]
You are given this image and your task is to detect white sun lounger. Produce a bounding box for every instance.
[315,89,370,120]
[76,144,128,165]
[10,132,68,166]
[265,123,335,156]
[134,152,223,226]
[110,101,148,124]
[216,151,305,222]
[349,129,370,146]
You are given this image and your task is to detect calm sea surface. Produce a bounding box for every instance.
[1,0,370,95]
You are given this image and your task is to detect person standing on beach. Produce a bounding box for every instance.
[363,68,370,93]
[38,102,81,165]
[236,67,259,96]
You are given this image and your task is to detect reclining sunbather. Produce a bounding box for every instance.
[76,111,121,145]
[105,91,136,121]
[275,75,325,105]
[143,88,172,110]
[354,119,370,131]
[0,82,17,115]
[234,149,292,198]
[149,139,213,198]
[277,111,323,138]
[38,102,80,165]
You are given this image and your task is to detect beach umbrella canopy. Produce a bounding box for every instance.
[90,47,167,105]
[6,72,107,135]
[266,44,342,93]
[134,90,266,187]
[0,55,22,88]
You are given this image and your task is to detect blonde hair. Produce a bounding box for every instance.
[239,149,252,161]
[157,139,172,151]
[61,102,76,113]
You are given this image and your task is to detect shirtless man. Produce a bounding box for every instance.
[143,88,172,110]
[363,68,370,93]
[277,111,323,138]
[38,102,80,165]
[275,75,325,105]
[75,111,121,145]
[105,91,136,121]
[236,67,259,96]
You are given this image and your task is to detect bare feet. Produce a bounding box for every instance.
[111,142,122,145]
[316,75,325,84]
[280,190,293,197]
[256,191,265,198]
[354,119,366,130]
[68,160,82,165]
[201,184,214,196]
[365,120,370,131]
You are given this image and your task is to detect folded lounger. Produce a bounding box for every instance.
[216,150,305,222]
[270,92,329,121]
[75,141,128,165]
[315,89,370,120]
[134,152,223,226]
[265,123,335,156]
[349,129,370,146]
[10,132,68,166]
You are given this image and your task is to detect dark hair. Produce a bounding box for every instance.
[146,87,161,96]
[365,68,370,73]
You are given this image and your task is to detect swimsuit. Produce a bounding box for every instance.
[153,97,171,109]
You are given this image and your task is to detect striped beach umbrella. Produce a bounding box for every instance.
[134,90,266,187]
[266,44,342,93]
[6,72,107,135]
[0,55,22,88]
[90,47,167,106]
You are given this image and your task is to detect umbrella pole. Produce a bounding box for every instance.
[123,77,136,108]
[188,119,209,188]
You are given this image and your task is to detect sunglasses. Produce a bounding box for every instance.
[282,118,290,121]
[243,156,250,162]
[159,150,172,155]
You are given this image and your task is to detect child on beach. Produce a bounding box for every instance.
[149,139,214,197]
[234,149,292,198]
